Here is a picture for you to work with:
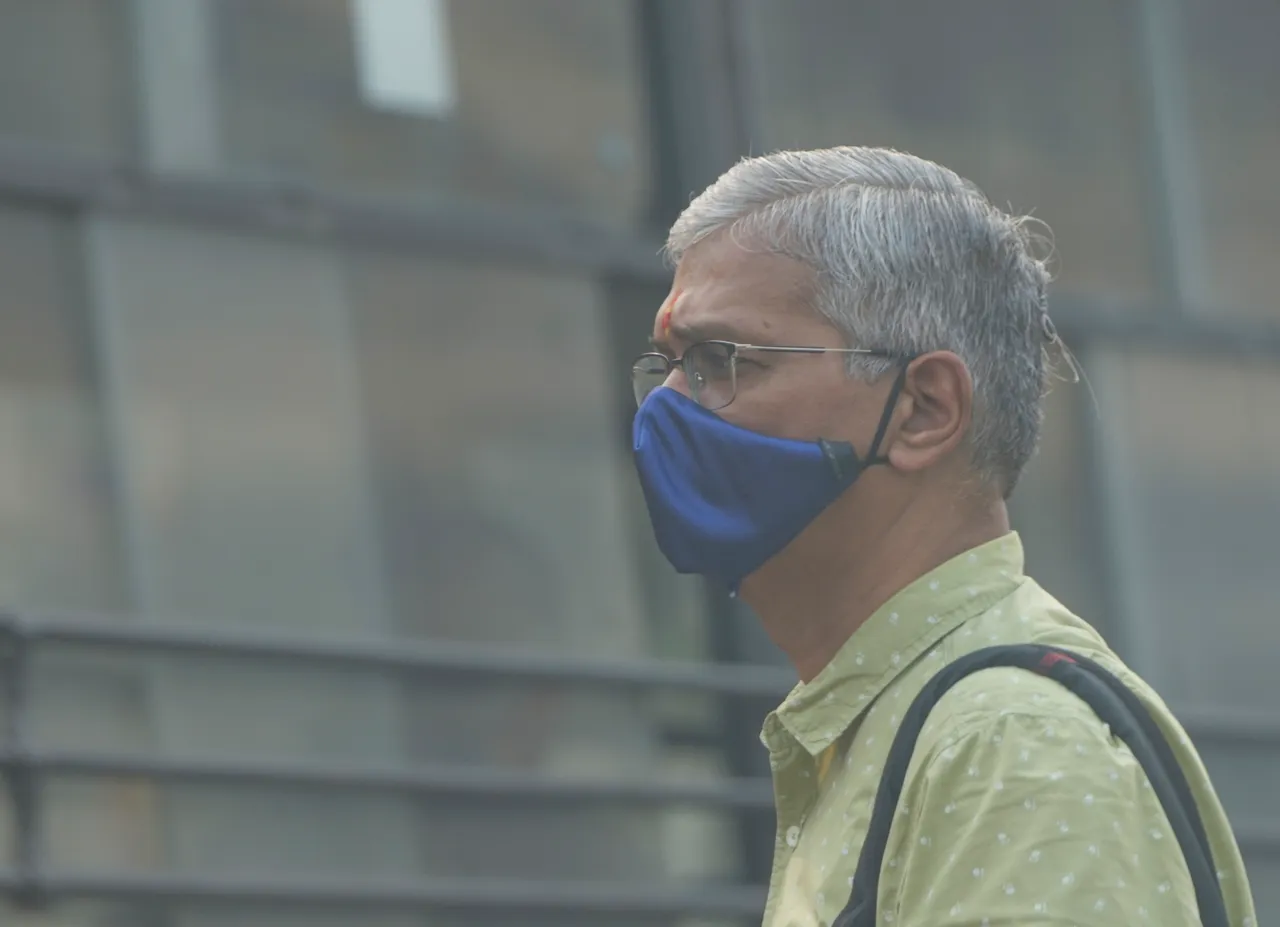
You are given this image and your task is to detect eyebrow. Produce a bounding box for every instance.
[650,319,748,352]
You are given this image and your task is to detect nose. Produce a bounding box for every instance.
[664,365,694,399]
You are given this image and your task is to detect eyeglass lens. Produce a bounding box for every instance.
[631,342,737,411]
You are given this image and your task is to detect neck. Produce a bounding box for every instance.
[740,486,1011,683]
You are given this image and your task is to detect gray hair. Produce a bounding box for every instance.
[665,146,1054,496]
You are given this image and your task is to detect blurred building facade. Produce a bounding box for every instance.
[0,1,1275,925]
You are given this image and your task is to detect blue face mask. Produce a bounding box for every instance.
[632,368,909,592]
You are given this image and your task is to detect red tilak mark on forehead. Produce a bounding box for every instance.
[660,289,681,335]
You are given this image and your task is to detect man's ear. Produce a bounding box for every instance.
[886,351,973,473]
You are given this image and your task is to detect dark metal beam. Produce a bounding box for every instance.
[0,142,668,279]
[1,612,797,698]
[0,869,766,916]
[1235,824,1280,856]
[0,749,773,809]
[1176,708,1280,747]
[1134,0,1207,311]
[640,1,784,885]
[638,0,755,223]
[2,146,1277,353]
[0,626,37,902]
[9,614,1280,745]
[1051,298,1280,357]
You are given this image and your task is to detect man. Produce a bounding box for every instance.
[630,147,1256,926]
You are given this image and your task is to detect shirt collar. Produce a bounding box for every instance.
[765,532,1026,756]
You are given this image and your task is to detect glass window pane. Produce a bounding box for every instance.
[82,217,421,916]
[31,660,745,916]
[86,216,389,634]
[159,910,728,927]
[1093,350,1280,711]
[1008,377,1113,645]
[742,0,1157,302]
[143,0,650,225]
[347,252,652,658]
[347,254,687,887]
[1245,850,1280,927]
[1182,0,1280,318]
[604,279,717,664]
[1,901,164,927]
[0,774,11,867]
[0,1,135,156]
[1193,740,1280,835]
[32,648,405,766]
[32,658,744,886]
[51,221,739,911]
[29,649,156,754]
[43,776,164,871]
[350,254,747,891]
[0,206,158,914]
[0,907,749,927]
[0,206,126,612]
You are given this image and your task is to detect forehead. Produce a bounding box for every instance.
[663,235,818,337]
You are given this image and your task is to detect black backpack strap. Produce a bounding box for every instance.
[834,644,1229,927]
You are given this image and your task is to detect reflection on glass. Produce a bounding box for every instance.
[87,216,389,634]
[167,909,710,927]
[0,777,9,867]
[1093,349,1280,710]
[0,207,153,926]
[49,219,700,906]
[0,1,135,156]
[1182,0,1280,318]
[1237,852,1280,927]
[1191,741,1280,844]
[83,216,422,916]
[598,279,715,664]
[157,0,651,223]
[347,252,676,888]
[1008,376,1111,644]
[0,207,127,613]
[742,0,1156,301]
[0,900,172,927]
[43,777,164,871]
[347,252,652,659]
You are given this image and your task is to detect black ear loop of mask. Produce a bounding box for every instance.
[818,357,916,482]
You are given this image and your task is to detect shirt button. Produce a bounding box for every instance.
[785,825,802,847]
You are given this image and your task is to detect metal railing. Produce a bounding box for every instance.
[0,611,786,917]
[2,611,1278,917]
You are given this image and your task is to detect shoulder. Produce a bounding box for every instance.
[922,665,1105,750]
[911,688,1141,800]
[900,607,1161,771]
[900,642,1163,798]
[884,687,1206,925]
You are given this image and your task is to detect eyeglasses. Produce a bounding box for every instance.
[631,340,896,411]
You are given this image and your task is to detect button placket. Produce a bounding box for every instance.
[769,735,819,852]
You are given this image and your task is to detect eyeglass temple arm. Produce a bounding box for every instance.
[738,344,893,357]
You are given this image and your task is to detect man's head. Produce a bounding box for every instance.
[654,146,1054,501]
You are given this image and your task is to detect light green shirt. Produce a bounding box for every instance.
[761,532,1256,926]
